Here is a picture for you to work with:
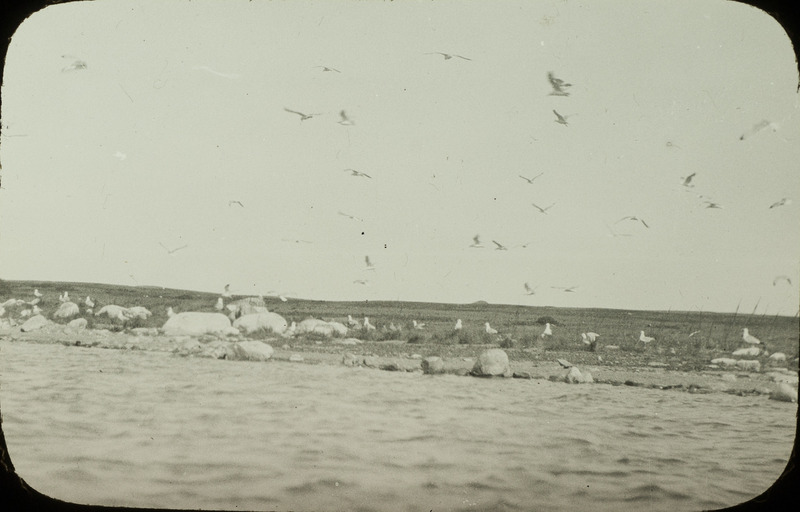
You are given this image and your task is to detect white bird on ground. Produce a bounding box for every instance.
[742,328,761,345]
[541,323,553,338]
[32,305,42,316]
[584,332,600,343]
[85,296,95,308]
[519,173,543,184]
[33,289,43,298]
[688,330,701,337]
[389,322,400,332]
[469,235,484,248]
[363,317,376,331]
[769,198,791,209]
[59,291,69,303]
[485,322,498,334]
[413,320,425,330]
[581,333,599,351]
[492,240,508,251]
[337,110,355,126]
[426,52,471,61]
[347,315,360,327]
[524,283,538,295]
[222,284,232,299]
[166,307,176,318]
[215,297,224,310]
[639,331,655,343]
[454,319,463,330]
[531,202,556,214]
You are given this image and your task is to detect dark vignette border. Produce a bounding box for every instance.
[0,0,797,511]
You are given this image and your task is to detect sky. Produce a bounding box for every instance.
[0,0,798,314]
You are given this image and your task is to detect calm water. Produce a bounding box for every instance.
[0,340,795,511]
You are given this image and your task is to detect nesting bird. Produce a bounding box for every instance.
[363,317,376,331]
[347,314,360,328]
[742,328,761,345]
[85,296,95,308]
[412,320,425,330]
[581,332,599,351]
[33,289,43,298]
[541,323,553,338]
[485,322,498,334]
[639,331,655,343]
[215,297,224,311]
[454,319,463,330]
[59,291,70,302]
[166,307,176,318]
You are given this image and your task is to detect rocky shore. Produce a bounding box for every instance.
[2,322,797,403]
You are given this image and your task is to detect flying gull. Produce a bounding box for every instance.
[338,211,363,221]
[524,283,538,295]
[547,72,572,96]
[229,200,244,207]
[345,168,372,178]
[365,256,375,270]
[284,108,320,121]
[531,202,556,214]
[426,52,471,61]
[553,110,571,126]
[616,216,649,228]
[338,110,355,126]
[680,173,696,188]
[769,197,791,209]
[61,56,87,72]
[314,66,341,73]
[519,173,544,184]
[702,201,723,209]
[469,235,484,248]
[773,275,792,286]
[552,286,578,293]
[192,65,240,79]
[353,279,369,285]
[492,240,508,251]
[159,242,188,254]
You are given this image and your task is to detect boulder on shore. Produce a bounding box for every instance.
[67,318,88,330]
[162,312,234,336]
[471,349,512,377]
[421,356,445,375]
[770,382,798,403]
[53,301,80,319]
[232,340,274,361]
[563,366,593,384]
[20,314,51,332]
[233,312,288,335]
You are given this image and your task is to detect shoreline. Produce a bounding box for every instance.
[2,325,797,401]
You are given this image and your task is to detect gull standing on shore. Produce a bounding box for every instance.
[742,328,762,345]
[639,331,655,343]
[485,322,498,334]
[541,323,553,338]
[454,319,463,330]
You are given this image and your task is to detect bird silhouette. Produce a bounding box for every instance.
[524,283,538,295]
[547,72,572,96]
[344,168,371,178]
[519,173,543,184]
[284,108,320,121]
[769,197,791,209]
[159,242,188,254]
[616,216,649,228]
[469,235,484,248]
[314,66,341,73]
[531,202,556,214]
[338,110,355,126]
[365,256,375,270]
[681,173,696,187]
[492,240,508,251]
[426,52,471,61]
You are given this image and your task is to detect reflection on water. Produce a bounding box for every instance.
[0,341,794,511]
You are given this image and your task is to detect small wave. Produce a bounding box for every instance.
[624,483,693,501]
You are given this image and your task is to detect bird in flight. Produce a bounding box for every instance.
[365,256,375,270]
[228,200,244,207]
[281,238,312,244]
[314,65,341,73]
[524,283,538,295]
[739,119,778,141]
[353,279,369,285]
[616,216,649,228]
[159,242,188,254]
[61,55,87,72]
[680,173,696,188]
[492,240,508,251]
[426,52,471,61]
[547,72,572,96]
[702,201,723,209]
[519,173,543,184]
[469,235,484,248]
[344,168,371,178]
[769,197,791,209]
[531,202,556,214]
[284,108,320,121]
[773,275,792,286]
[338,211,363,221]
[552,286,578,293]
[338,110,355,126]
[553,110,571,126]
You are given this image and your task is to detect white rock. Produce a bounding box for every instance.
[126,306,153,320]
[233,312,288,335]
[162,312,234,336]
[232,340,274,361]
[96,305,131,321]
[768,352,787,363]
[53,301,80,319]
[67,318,88,329]
[734,359,761,372]
[711,358,738,367]
[564,366,593,384]
[422,356,445,375]
[732,347,761,357]
[471,349,511,377]
[770,382,798,403]
[20,314,51,332]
